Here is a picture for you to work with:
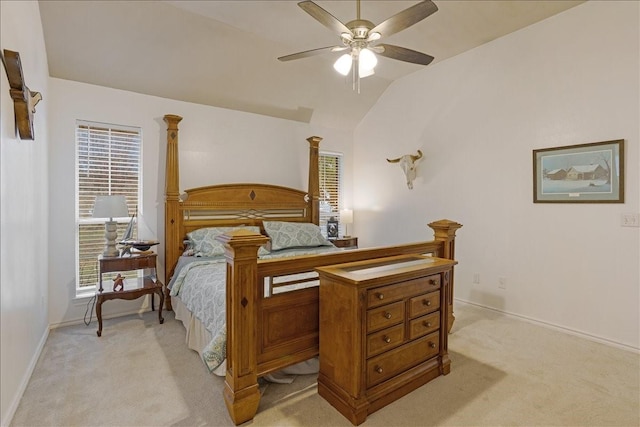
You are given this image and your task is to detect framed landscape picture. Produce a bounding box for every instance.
[533,139,624,203]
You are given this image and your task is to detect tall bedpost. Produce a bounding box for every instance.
[307,136,322,225]
[163,114,183,306]
[428,219,463,333]
[217,230,269,425]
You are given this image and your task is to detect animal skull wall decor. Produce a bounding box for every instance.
[386,150,423,189]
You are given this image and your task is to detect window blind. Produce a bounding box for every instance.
[76,121,141,290]
[319,152,343,237]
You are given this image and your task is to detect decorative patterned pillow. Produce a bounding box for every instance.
[263,221,333,251]
[187,226,268,257]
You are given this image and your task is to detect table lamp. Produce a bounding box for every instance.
[92,195,129,257]
[340,209,353,238]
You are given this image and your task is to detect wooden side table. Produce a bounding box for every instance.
[96,253,164,337]
[332,236,358,249]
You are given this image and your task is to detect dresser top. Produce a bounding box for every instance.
[316,254,456,286]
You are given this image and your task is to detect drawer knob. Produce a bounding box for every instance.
[383,336,391,343]
[377,293,384,300]
[428,279,438,285]
[429,342,436,349]
[424,321,432,328]
[423,300,431,306]
[384,312,392,319]
[375,366,383,374]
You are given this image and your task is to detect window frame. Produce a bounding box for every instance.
[75,120,142,297]
[319,150,344,238]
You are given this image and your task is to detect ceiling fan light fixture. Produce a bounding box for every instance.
[367,32,381,42]
[340,32,354,43]
[286,0,438,91]
[334,53,352,76]
[359,48,377,72]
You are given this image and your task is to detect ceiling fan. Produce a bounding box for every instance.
[278,0,438,92]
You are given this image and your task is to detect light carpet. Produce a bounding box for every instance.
[10,302,639,426]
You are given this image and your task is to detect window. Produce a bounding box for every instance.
[76,121,141,294]
[319,151,343,237]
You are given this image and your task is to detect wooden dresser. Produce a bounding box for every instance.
[316,255,457,425]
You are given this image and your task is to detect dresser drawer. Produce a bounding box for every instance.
[367,275,440,309]
[409,312,440,340]
[366,332,440,387]
[367,301,404,333]
[367,323,404,357]
[408,290,440,318]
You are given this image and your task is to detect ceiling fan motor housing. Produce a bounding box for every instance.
[346,19,375,39]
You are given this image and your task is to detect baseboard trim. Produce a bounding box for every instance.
[454,298,639,353]
[2,327,49,427]
[50,307,154,330]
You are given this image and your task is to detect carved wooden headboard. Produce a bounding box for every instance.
[162,114,322,284]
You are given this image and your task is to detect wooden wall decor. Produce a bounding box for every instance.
[1,49,42,140]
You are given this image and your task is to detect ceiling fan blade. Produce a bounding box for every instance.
[369,0,438,39]
[278,46,346,62]
[377,44,434,66]
[298,1,352,35]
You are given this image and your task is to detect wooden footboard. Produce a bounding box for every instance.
[218,221,461,425]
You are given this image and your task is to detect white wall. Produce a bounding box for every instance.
[0,1,50,425]
[354,1,639,349]
[47,79,353,327]
[2,3,636,424]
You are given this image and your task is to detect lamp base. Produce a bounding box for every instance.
[103,220,120,257]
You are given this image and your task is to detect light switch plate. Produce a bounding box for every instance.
[621,213,640,227]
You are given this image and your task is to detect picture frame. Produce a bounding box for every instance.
[327,216,339,240]
[533,139,624,203]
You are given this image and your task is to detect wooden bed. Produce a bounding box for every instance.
[162,114,462,425]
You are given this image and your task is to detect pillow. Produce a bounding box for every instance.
[263,221,333,251]
[187,226,268,257]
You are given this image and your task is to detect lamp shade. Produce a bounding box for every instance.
[339,209,353,225]
[92,195,129,220]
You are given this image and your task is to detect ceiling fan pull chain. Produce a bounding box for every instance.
[354,54,360,93]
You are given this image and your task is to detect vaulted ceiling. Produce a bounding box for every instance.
[38,0,585,131]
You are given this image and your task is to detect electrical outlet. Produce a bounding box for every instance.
[473,273,480,284]
[621,213,640,227]
[498,277,507,290]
